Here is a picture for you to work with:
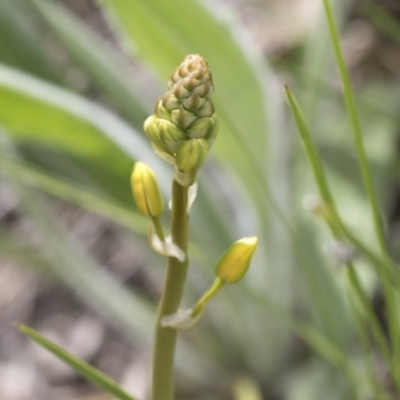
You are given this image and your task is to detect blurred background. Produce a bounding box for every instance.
[0,0,400,399]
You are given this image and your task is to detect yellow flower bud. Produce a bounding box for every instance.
[145,55,218,162]
[176,139,209,173]
[162,93,180,112]
[187,116,219,145]
[143,115,167,154]
[170,107,197,129]
[196,99,215,118]
[131,162,164,217]
[181,92,204,111]
[216,237,258,283]
[157,119,187,154]
[154,99,172,121]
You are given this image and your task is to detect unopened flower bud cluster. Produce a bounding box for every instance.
[144,54,219,186]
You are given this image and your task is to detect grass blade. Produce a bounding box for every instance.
[284,83,394,384]
[17,324,138,400]
[323,0,400,381]
[323,0,386,250]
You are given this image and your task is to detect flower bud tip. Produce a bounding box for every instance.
[216,237,258,284]
[131,162,164,217]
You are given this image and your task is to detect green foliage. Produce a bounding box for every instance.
[17,324,139,400]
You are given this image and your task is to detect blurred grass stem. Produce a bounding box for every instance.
[323,0,400,384]
[285,84,395,393]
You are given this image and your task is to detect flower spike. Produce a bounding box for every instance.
[144,54,218,170]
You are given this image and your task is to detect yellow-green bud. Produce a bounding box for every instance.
[196,99,215,118]
[157,119,186,154]
[144,54,217,162]
[170,106,197,129]
[162,93,180,112]
[154,99,172,121]
[167,55,214,112]
[216,237,258,283]
[182,92,204,111]
[186,116,219,150]
[176,139,209,173]
[131,162,164,217]
[143,115,166,154]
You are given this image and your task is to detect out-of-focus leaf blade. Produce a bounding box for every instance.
[17,324,138,400]
[0,155,148,234]
[0,230,52,273]
[0,63,165,205]
[363,2,400,45]
[299,0,349,122]
[0,1,59,81]
[30,0,149,128]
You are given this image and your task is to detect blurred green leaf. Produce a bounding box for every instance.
[0,63,162,205]
[0,229,53,273]
[18,324,138,400]
[0,155,148,234]
[0,1,59,82]
[299,0,349,123]
[363,2,400,45]
[30,0,149,128]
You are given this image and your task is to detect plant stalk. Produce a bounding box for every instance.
[152,180,189,400]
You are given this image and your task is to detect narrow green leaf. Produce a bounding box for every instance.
[284,84,334,207]
[323,0,400,383]
[17,324,138,400]
[323,0,386,252]
[285,84,394,375]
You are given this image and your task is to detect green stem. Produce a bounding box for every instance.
[152,216,166,242]
[152,180,189,400]
[192,278,224,316]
